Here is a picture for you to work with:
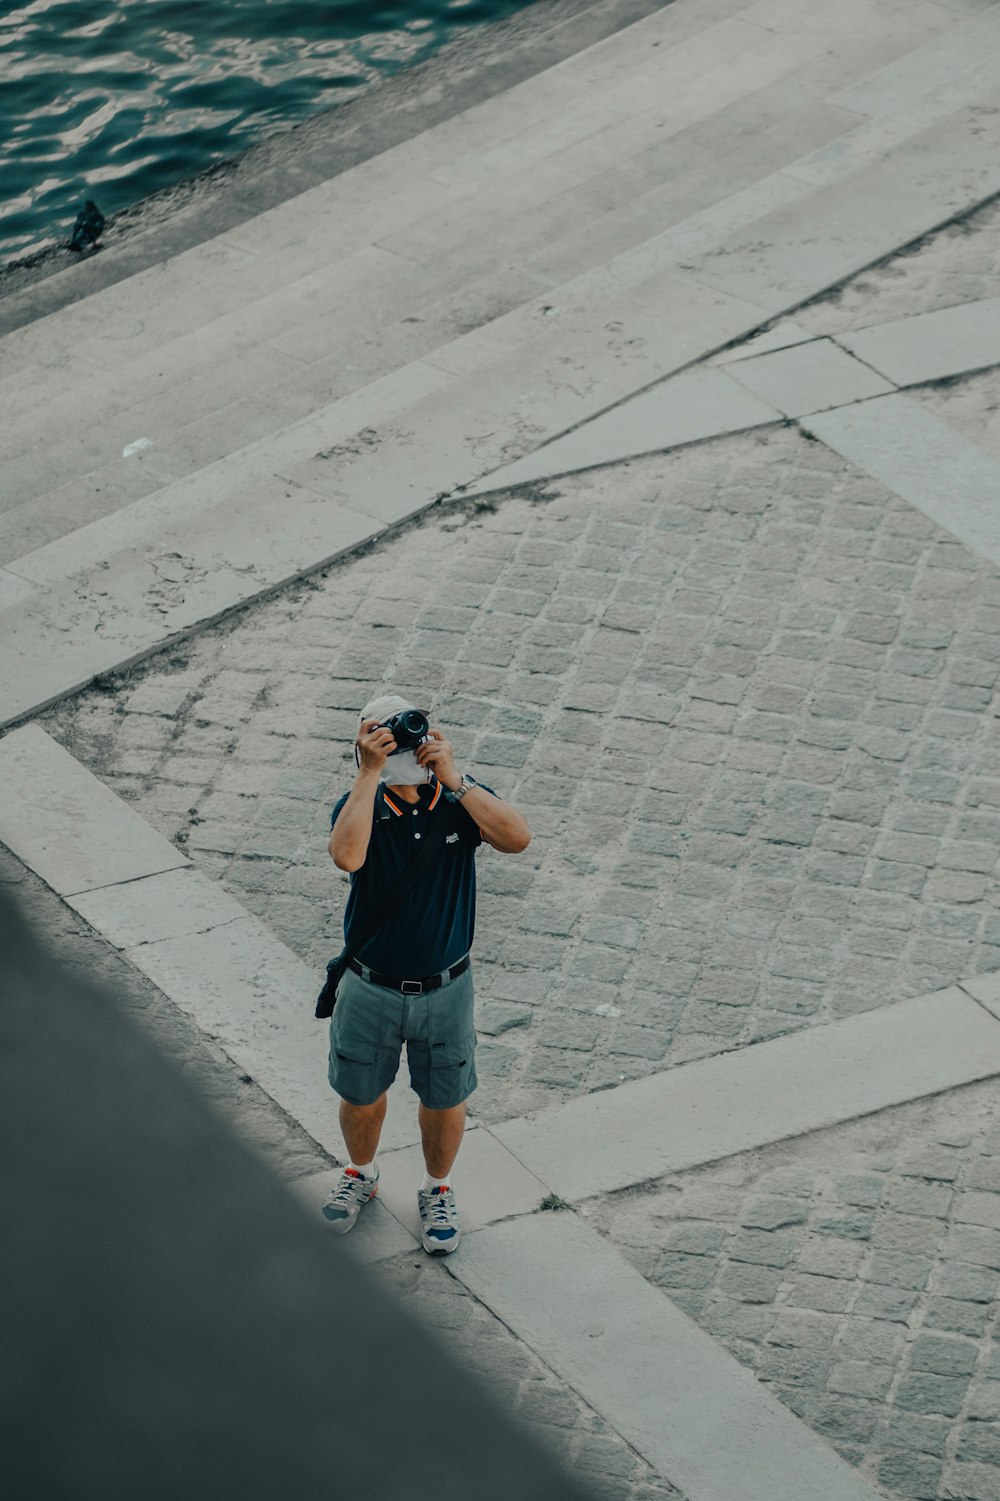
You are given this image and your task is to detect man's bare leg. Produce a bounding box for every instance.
[340,1092,388,1166]
[322,1094,387,1233]
[418,1101,466,1178]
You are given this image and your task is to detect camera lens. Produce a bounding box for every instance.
[399,710,429,740]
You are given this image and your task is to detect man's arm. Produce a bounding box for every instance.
[416,730,531,855]
[329,720,396,872]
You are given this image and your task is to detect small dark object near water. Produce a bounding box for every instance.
[69,200,105,253]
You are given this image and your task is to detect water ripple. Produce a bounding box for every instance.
[1,0,530,263]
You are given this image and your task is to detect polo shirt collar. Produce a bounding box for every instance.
[379,777,443,819]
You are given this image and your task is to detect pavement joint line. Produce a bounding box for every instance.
[493,988,1000,1203]
[465,297,1000,496]
[955,980,1000,1021]
[804,391,1000,571]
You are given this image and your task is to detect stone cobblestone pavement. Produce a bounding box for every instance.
[45,420,1000,1123]
[28,161,1000,1501]
[581,1079,1000,1501]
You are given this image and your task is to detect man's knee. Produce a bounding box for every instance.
[339,1091,387,1115]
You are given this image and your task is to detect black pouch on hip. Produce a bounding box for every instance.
[314,948,350,1020]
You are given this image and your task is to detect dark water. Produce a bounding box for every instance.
[1,0,533,264]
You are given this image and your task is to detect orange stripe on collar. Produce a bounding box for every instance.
[428,779,443,811]
[382,789,403,817]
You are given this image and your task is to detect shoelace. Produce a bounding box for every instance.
[424,1188,456,1228]
[330,1170,370,1204]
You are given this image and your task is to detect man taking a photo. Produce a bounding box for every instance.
[322,693,531,1254]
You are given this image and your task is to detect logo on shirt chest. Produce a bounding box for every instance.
[446,832,460,845]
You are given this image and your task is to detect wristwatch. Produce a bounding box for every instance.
[450,773,478,801]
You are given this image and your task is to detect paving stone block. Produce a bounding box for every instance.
[924,1296,992,1339]
[875,1450,942,1500]
[717,1263,783,1304]
[757,1345,831,1387]
[943,1460,1000,1501]
[870,1213,945,1257]
[954,1191,1000,1230]
[796,1239,866,1280]
[942,1224,1000,1270]
[740,1196,809,1231]
[835,1172,888,1208]
[909,1333,980,1378]
[969,1382,1000,1422]
[895,1373,970,1418]
[787,1274,854,1315]
[853,1285,920,1323]
[935,1263,998,1302]
[828,1361,895,1401]
[957,1422,1000,1467]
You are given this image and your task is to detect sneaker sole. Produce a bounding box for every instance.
[422,1232,460,1256]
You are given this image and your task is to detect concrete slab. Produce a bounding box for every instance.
[122,918,354,1144]
[68,866,249,950]
[494,989,1000,1201]
[0,485,383,729]
[785,61,1000,189]
[680,106,1000,309]
[375,1126,551,1242]
[124,917,422,1157]
[831,3,1000,118]
[959,972,1000,1021]
[526,163,810,293]
[456,1213,883,1501]
[725,337,895,416]
[5,360,449,590]
[710,318,813,363]
[287,1171,419,1264]
[0,724,188,897]
[467,367,780,493]
[0,568,38,609]
[836,296,1000,384]
[423,19,773,196]
[804,393,1000,568]
[284,272,768,520]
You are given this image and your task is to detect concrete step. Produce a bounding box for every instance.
[0,0,966,490]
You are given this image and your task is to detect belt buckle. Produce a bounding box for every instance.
[401,979,423,995]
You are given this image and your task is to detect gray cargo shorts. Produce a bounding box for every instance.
[328,962,477,1110]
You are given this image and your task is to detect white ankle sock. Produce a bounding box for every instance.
[350,1160,376,1179]
[421,1170,451,1192]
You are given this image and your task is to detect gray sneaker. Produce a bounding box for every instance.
[322,1167,379,1233]
[418,1184,461,1255]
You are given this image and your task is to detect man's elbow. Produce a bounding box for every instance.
[500,825,531,854]
[329,841,364,873]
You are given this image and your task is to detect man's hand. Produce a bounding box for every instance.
[356,718,396,774]
[415,728,461,791]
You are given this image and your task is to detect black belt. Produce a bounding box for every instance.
[347,953,470,995]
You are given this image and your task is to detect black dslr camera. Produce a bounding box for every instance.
[382,708,429,752]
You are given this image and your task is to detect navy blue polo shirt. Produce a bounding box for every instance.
[330,777,494,978]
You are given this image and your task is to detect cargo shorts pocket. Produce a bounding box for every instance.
[328,1037,378,1106]
[422,1032,478,1110]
